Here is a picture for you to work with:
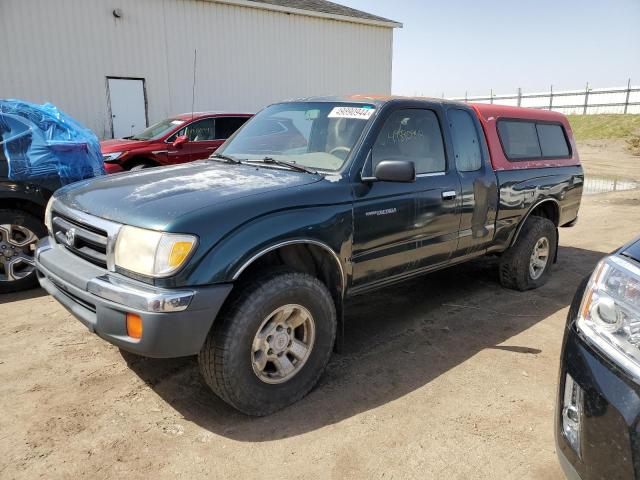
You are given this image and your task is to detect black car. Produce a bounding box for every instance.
[557,236,640,479]
[1,99,104,293]
[0,143,61,293]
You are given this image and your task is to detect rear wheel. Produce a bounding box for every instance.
[499,216,557,291]
[0,209,45,293]
[198,270,336,416]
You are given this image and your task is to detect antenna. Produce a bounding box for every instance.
[189,49,197,163]
[191,49,197,122]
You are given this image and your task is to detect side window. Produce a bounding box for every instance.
[215,117,249,140]
[372,109,445,174]
[497,121,541,160]
[497,120,570,160]
[536,124,570,157]
[449,109,482,172]
[168,127,185,142]
[185,118,216,142]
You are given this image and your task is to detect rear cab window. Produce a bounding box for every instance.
[497,119,570,161]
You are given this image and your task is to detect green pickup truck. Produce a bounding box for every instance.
[36,96,583,415]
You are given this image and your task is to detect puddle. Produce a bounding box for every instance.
[583,176,639,195]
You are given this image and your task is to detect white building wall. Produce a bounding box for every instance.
[0,0,394,138]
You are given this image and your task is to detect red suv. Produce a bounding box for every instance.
[100,112,252,173]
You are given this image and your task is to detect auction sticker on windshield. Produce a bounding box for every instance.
[328,106,375,120]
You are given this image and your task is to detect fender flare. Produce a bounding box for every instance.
[231,238,346,297]
[510,197,560,247]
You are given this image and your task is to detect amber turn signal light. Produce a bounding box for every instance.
[126,313,143,339]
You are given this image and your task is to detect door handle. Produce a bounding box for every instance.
[442,190,457,200]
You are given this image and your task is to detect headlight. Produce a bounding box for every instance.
[102,152,123,163]
[114,225,197,277]
[577,255,640,378]
[44,196,54,233]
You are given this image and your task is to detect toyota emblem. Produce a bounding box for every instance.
[65,228,76,247]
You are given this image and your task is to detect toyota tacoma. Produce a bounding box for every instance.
[36,96,583,415]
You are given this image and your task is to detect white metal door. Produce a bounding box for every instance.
[107,78,147,139]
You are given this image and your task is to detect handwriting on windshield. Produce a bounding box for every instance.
[389,126,424,143]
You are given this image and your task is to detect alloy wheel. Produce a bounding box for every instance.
[251,304,316,384]
[0,224,38,282]
[529,236,550,280]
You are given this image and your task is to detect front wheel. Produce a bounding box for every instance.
[499,216,557,291]
[128,161,156,171]
[198,270,337,416]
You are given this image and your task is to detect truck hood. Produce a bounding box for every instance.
[55,161,323,229]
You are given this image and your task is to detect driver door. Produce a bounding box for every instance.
[351,106,461,289]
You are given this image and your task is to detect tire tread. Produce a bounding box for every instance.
[198,269,336,416]
[499,216,557,291]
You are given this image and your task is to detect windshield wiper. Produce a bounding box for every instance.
[210,153,243,164]
[258,157,317,174]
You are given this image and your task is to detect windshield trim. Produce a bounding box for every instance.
[129,118,186,141]
[217,101,377,175]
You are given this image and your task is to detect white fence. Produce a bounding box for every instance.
[449,81,640,115]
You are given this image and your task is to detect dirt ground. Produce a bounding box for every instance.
[578,138,640,180]
[1,140,639,479]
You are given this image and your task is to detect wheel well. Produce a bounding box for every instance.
[123,156,158,169]
[234,243,344,305]
[0,198,46,219]
[528,200,559,226]
[509,200,560,249]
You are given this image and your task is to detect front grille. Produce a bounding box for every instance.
[52,212,108,268]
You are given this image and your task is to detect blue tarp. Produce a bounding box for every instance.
[0,99,104,184]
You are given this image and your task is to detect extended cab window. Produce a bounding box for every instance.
[372,109,445,174]
[449,109,482,172]
[498,120,570,160]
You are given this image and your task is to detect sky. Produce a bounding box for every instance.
[339,0,640,97]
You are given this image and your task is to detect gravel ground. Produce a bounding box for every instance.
[1,140,639,479]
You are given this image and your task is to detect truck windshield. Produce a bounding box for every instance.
[130,118,185,140]
[218,102,375,171]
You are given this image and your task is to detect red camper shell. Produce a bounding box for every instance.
[470,104,580,171]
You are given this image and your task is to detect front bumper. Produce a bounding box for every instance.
[557,324,640,479]
[36,237,232,358]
